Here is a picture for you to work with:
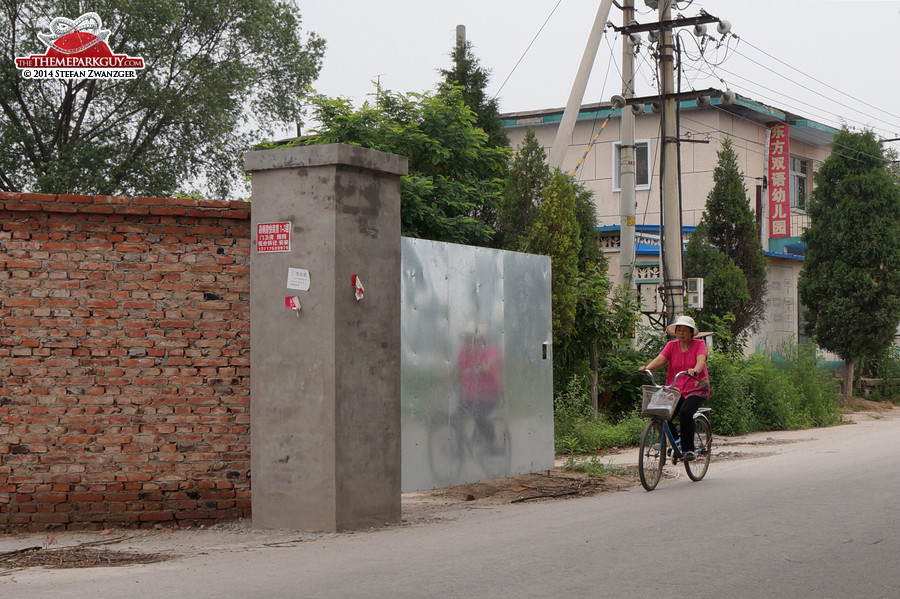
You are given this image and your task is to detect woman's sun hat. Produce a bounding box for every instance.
[666,314,698,337]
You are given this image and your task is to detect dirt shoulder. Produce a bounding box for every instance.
[1,405,895,573]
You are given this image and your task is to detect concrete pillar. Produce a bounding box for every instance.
[244,143,408,531]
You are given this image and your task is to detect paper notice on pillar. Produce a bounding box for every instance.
[286,268,310,291]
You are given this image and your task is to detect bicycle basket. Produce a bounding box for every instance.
[641,385,680,419]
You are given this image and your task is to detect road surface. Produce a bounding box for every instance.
[3,410,898,598]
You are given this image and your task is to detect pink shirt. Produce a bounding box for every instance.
[457,344,504,404]
[660,338,709,397]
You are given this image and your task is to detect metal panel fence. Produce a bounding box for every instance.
[400,238,554,492]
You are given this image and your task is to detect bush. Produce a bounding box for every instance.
[742,344,842,431]
[554,375,645,453]
[745,354,811,430]
[553,340,843,453]
[597,350,646,417]
[782,344,843,427]
[705,352,754,436]
[858,346,900,403]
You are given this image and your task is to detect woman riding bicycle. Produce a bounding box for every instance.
[640,315,710,461]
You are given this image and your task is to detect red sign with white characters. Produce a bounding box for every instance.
[768,123,791,239]
[257,222,291,253]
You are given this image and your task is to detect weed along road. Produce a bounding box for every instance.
[4,411,898,599]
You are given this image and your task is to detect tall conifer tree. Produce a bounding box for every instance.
[799,128,900,398]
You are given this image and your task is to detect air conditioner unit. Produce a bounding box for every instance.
[685,278,704,310]
[638,283,658,313]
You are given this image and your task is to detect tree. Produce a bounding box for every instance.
[300,86,509,246]
[495,128,550,250]
[685,223,750,356]
[439,35,508,150]
[523,171,581,343]
[685,137,767,339]
[798,128,900,399]
[573,182,603,269]
[0,1,324,199]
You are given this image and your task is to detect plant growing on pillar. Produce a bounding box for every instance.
[798,127,900,400]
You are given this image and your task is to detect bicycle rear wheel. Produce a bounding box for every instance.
[684,414,712,481]
[639,420,665,491]
[476,417,511,478]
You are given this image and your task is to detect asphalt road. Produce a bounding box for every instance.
[5,411,898,599]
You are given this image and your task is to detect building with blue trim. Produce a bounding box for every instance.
[502,95,835,352]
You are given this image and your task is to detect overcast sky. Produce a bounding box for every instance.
[297,0,900,151]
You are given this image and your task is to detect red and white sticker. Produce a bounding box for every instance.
[351,275,364,301]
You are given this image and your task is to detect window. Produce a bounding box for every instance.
[613,141,651,191]
[790,156,809,210]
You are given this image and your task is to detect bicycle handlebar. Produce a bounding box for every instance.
[639,369,698,388]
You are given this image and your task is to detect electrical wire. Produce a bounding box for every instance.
[707,64,900,141]
[738,37,900,126]
[571,35,618,179]
[491,0,564,100]
[726,45,900,133]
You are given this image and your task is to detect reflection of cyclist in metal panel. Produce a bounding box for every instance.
[456,323,504,448]
[641,315,710,461]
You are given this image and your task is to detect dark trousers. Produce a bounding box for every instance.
[458,400,498,445]
[668,394,704,452]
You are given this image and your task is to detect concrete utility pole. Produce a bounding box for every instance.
[547,0,613,168]
[618,0,637,290]
[658,0,684,321]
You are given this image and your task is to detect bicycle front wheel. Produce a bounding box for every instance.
[685,414,712,481]
[639,419,666,491]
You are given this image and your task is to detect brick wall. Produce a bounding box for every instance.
[0,192,251,531]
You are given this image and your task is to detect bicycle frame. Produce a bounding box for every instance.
[638,369,713,490]
[661,419,684,460]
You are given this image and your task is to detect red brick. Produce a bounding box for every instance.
[0,194,250,532]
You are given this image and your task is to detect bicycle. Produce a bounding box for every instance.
[426,404,511,485]
[637,370,712,491]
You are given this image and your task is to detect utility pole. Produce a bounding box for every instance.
[618,0,637,291]
[658,0,683,322]
[548,0,613,168]
[456,24,466,49]
[552,2,729,327]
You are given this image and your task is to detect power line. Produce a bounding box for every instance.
[738,37,900,126]
[492,0,564,100]
[675,35,900,138]
[726,44,900,133]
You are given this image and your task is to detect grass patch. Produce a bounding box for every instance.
[561,456,628,480]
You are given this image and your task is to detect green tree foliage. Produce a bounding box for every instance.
[685,223,749,354]
[0,0,324,199]
[495,128,550,250]
[439,35,508,150]
[524,171,581,342]
[798,128,900,397]
[302,86,510,246]
[574,182,603,269]
[499,133,629,411]
[685,137,767,338]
